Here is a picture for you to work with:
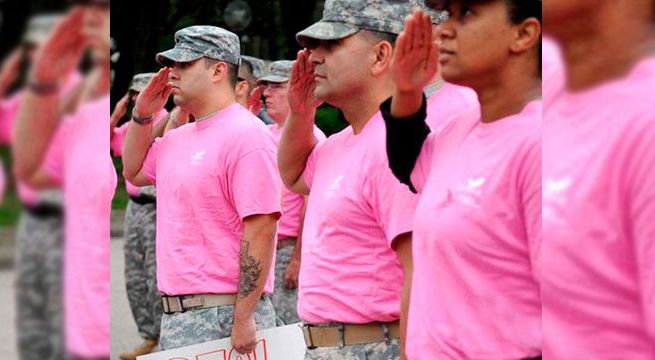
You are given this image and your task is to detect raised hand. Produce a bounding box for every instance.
[31,7,87,84]
[247,85,264,115]
[110,93,130,128]
[134,67,172,118]
[391,9,440,93]
[288,49,322,117]
[0,49,23,95]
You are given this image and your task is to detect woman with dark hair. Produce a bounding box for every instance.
[380,0,542,358]
[542,1,655,359]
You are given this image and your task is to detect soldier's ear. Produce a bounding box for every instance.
[213,61,229,83]
[371,40,393,76]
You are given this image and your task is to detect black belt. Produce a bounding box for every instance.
[129,194,156,205]
[521,356,542,360]
[23,203,63,218]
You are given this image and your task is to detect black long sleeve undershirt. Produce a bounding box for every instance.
[380,95,430,194]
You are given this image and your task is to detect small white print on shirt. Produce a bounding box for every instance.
[450,177,486,209]
[191,149,206,166]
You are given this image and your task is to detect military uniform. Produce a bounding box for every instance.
[294,1,416,359]
[145,26,281,351]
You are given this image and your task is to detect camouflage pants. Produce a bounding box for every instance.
[159,296,277,351]
[123,200,161,340]
[304,339,400,360]
[272,243,300,325]
[14,210,65,360]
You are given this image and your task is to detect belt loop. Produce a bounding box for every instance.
[303,324,316,350]
[381,323,391,345]
[338,323,345,349]
[162,296,170,314]
[177,296,186,313]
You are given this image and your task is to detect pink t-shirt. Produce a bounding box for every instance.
[543,58,655,360]
[298,112,418,324]
[111,108,168,196]
[43,94,116,358]
[0,72,84,205]
[141,103,282,296]
[407,101,542,359]
[267,123,326,238]
[425,81,478,131]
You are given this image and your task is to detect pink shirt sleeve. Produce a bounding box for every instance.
[229,147,282,219]
[111,123,129,156]
[628,122,655,342]
[140,137,162,184]
[367,165,419,248]
[519,135,542,284]
[302,139,326,189]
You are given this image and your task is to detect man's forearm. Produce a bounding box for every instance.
[122,120,154,182]
[234,216,277,322]
[13,91,60,180]
[278,111,317,190]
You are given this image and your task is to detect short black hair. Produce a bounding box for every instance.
[204,58,238,87]
[238,58,255,82]
[505,0,541,76]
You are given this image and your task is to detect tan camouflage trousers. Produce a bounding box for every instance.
[14,210,65,360]
[123,200,161,340]
[159,296,277,351]
[304,339,400,360]
[272,243,300,325]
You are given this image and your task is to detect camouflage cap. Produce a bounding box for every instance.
[22,14,62,46]
[296,0,413,48]
[156,25,241,67]
[257,60,293,84]
[409,0,449,25]
[128,72,156,92]
[241,55,268,79]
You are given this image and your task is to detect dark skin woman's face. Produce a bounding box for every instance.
[438,0,518,85]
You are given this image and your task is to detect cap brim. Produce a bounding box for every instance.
[296,21,359,48]
[155,48,204,67]
[257,75,289,84]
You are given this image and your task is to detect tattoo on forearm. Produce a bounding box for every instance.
[238,240,262,299]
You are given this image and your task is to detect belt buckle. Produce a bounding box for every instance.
[162,296,186,314]
[302,324,316,350]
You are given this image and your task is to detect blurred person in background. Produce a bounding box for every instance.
[0,12,84,360]
[12,1,113,359]
[110,73,168,360]
[258,60,326,326]
[542,0,655,358]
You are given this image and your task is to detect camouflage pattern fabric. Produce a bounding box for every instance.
[305,339,400,360]
[128,73,156,93]
[159,296,277,351]
[272,243,300,325]
[258,60,294,84]
[156,26,241,67]
[409,0,450,24]
[14,210,65,360]
[123,199,161,340]
[296,0,415,47]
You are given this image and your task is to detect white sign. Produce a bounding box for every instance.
[138,323,307,360]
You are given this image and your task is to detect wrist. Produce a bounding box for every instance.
[131,108,155,125]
